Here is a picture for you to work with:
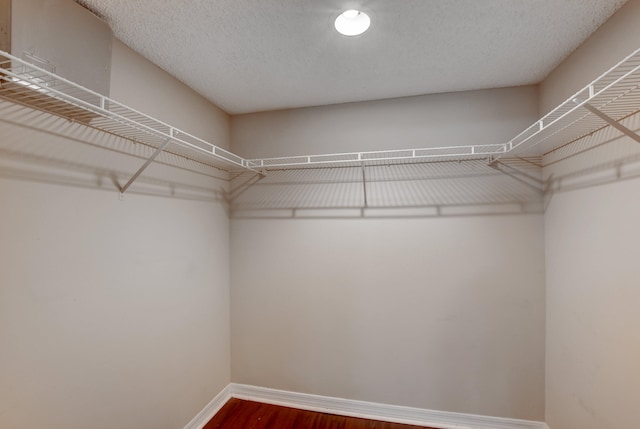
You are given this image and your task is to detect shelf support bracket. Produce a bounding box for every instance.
[583,104,640,145]
[490,161,544,192]
[119,137,172,196]
[361,164,368,208]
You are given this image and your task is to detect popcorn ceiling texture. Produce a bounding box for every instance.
[78,0,627,114]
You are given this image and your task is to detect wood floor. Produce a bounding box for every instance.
[204,398,435,429]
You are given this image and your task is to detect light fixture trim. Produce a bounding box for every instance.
[334,9,371,36]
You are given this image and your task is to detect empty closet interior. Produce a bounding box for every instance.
[1,1,639,429]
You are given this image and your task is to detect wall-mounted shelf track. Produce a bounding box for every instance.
[1,46,640,191]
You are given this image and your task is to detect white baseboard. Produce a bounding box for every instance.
[182,384,232,429]
[228,383,548,429]
[184,383,548,429]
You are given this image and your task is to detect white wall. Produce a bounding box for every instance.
[231,216,546,419]
[540,0,640,115]
[231,86,538,158]
[230,87,547,421]
[541,1,640,427]
[110,39,230,150]
[0,35,232,429]
[543,144,640,429]
[10,0,112,95]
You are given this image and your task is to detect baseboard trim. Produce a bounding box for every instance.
[182,384,232,429]
[229,383,547,429]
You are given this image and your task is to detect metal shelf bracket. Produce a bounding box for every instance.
[582,103,640,145]
[119,137,173,196]
[361,164,368,208]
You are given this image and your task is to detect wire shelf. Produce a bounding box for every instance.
[1,45,639,176]
[245,144,508,170]
[230,158,543,218]
[506,47,640,157]
[0,50,251,174]
[244,49,640,170]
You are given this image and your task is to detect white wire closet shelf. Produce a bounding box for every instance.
[1,46,640,182]
[503,47,640,158]
[249,46,640,169]
[0,50,251,178]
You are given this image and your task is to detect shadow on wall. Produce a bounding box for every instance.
[0,99,228,203]
[230,111,640,219]
[3,97,639,216]
[230,158,545,219]
[543,110,640,209]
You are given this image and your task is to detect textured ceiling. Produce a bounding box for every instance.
[78,0,627,114]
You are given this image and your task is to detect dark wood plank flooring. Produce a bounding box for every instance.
[204,398,435,429]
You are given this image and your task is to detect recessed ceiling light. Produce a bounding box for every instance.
[334,9,371,36]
